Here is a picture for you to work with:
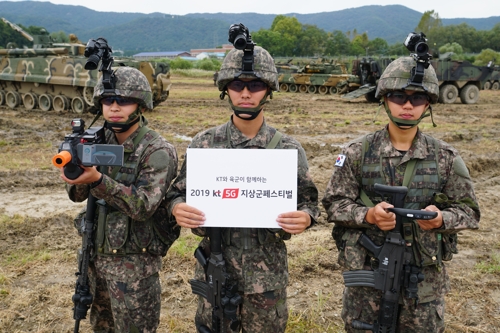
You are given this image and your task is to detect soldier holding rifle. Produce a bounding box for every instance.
[322,33,480,332]
[166,23,319,333]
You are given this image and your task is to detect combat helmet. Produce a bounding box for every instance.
[217,46,279,92]
[375,56,439,103]
[93,66,153,111]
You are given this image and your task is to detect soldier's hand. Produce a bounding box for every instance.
[60,166,101,185]
[365,202,396,231]
[277,210,311,234]
[416,205,443,230]
[172,202,205,228]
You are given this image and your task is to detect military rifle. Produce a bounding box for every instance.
[189,228,242,333]
[343,183,437,333]
[72,192,97,333]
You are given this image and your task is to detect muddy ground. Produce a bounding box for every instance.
[0,75,499,332]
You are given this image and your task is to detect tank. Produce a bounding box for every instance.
[0,18,171,113]
[277,59,358,95]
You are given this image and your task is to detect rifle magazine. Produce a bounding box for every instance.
[189,279,208,299]
[342,270,375,288]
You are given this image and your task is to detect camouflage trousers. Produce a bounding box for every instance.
[341,286,445,333]
[195,288,288,333]
[88,260,161,333]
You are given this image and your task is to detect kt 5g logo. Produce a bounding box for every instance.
[222,188,239,199]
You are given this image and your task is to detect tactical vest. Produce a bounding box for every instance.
[207,123,292,249]
[358,133,449,267]
[94,126,175,257]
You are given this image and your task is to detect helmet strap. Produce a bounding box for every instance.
[227,90,270,121]
[428,105,437,127]
[382,97,436,129]
[104,106,143,133]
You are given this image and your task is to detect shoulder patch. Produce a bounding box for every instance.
[453,156,471,179]
[335,154,346,167]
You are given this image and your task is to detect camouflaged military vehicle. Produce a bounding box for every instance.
[340,57,393,102]
[342,54,490,104]
[483,65,500,90]
[0,18,171,113]
[431,53,491,104]
[277,59,357,95]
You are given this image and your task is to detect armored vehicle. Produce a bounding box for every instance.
[343,53,491,104]
[431,53,491,104]
[340,57,393,102]
[0,18,171,113]
[483,65,500,90]
[277,59,357,95]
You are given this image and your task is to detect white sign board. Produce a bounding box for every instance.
[186,148,297,228]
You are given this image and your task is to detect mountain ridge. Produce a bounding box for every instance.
[0,2,498,53]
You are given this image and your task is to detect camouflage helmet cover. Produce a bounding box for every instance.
[375,56,439,103]
[93,66,153,110]
[217,46,279,91]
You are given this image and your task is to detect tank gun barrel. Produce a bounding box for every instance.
[1,17,34,42]
[0,48,68,56]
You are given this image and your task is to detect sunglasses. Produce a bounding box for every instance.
[227,80,268,93]
[386,92,429,107]
[100,96,138,106]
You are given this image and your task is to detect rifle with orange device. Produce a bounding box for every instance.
[52,118,124,179]
[52,118,124,332]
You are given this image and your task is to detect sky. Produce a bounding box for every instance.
[7,0,500,19]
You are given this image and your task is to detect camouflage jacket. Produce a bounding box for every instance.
[166,117,320,294]
[67,123,178,282]
[321,126,480,303]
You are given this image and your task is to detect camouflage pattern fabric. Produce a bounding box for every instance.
[93,66,154,110]
[88,261,114,332]
[67,123,178,331]
[166,117,320,331]
[341,286,445,333]
[88,262,161,333]
[321,125,479,329]
[195,286,288,333]
[375,56,439,103]
[217,46,279,91]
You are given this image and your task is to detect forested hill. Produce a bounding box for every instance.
[0,1,498,53]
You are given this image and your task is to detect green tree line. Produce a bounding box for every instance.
[252,13,500,60]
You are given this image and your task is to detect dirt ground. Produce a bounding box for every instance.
[0,75,499,332]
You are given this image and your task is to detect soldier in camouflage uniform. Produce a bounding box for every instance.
[166,45,320,332]
[61,67,178,332]
[322,56,480,332]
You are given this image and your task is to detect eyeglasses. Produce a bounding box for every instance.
[100,96,138,106]
[386,92,429,107]
[226,80,268,93]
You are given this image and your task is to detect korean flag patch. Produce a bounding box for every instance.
[335,154,346,167]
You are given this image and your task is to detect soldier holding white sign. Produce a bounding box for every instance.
[166,24,319,333]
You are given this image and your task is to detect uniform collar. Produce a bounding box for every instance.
[380,125,430,162]
[228,116,270,148]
